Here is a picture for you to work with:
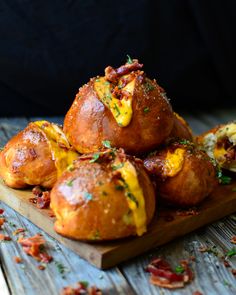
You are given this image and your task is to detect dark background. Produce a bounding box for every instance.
[0,0,235,116]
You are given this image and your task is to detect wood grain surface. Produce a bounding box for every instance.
[0,179,236,269]
[0,113,236,295]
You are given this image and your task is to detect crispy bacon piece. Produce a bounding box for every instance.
[18,234,52,263]
[105,59,143,83]
[13,256,22,263]
[176,208,199,216]
[13,228,25,235]
[146,258,194,289]
[30,186,51,209]
[0,234,11,241]
[61,282,102,295]
[0,209,4,214]
[230,236,236,244]
[0,218,5,229]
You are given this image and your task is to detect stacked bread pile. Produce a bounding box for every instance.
[1,58,234,241]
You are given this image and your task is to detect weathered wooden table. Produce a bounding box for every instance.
[0,110,235,295]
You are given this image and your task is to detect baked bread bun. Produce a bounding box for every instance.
[144,141,217,207]
[50,148,156,240]
[64,58,174,155]
[0,121,78,189]
[196,122,236,172]
[167,112,193,142]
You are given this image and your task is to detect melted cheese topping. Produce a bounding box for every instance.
[163,148,186,177]
[34,121,78,176]
[117,160,147,236]
[94,77,135,127]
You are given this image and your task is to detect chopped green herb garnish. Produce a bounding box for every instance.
[226,247,236,258]
[126,192,139,207]
[223,280,232,287]
[115,185,124,191]
[89,153,100,163]
[112,163,124,171]
[67,164,75,172]
[175,265,185,274]
[66,179,74,187]
[55,261,67,277]
[179,139,191,145]
[217,170,232,184]
[102,140,112,149]
[114,104,121,118]
[84,192,93,201]
[144,82,155,92]
[95,79,100,82]
[126,54,133,64]
[143,107,150,114]
[80,281,89,288]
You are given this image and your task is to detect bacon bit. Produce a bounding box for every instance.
[230,236,236,244]
[0,234,11,241]
[231,269,236,276]
[37,265,46,270]
[13,256,22,263]
[105,59,143,83]
[176,208,199,216]
[13,228,25,235]
[146,257,194,289]
[0,218,5,229]
[223,259,230,267]
[193,291,203,295]
[30,186,50,209]
[61,282,102,295]
[18,234,52,263]
[48,210,55,218]
[0,209,4,214]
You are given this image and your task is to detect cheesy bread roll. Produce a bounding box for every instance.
[64,58,174,155]
[196,122,236,172]
[0,121,78,189]
[50,149,155,240]
[144,142,217,207]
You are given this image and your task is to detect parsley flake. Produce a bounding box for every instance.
[217,170,232,184]
[226,247,236,258]
[175,265,185,274]
[66,179,74,187]
[112,163,124,171]
[126,54,133,64]
[143,107,150,114]
[89,153,100,163]
[102,140,112,149]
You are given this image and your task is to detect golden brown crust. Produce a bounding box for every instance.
[64,62,174,155]
[0,123,56,189]
[144,143,217,207]
[168,113,193,142]
[50,152,156,240]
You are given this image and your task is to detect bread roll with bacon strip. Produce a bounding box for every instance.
[64,58,174,155]
[0,121,78,189]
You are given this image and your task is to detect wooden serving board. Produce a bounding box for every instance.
[0,179,236,269]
